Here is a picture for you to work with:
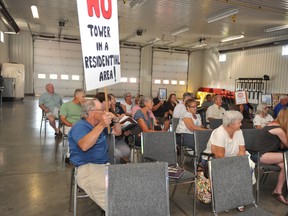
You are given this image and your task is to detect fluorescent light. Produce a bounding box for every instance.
[264,24,288,33]
[4,31,17,34]
[148,37,161,44]
[221,34,244,43]
[207,8,239,23]
[171,27,190,36]
[0,31,4,43]
[130,0,149,9]
[31,5,39,19]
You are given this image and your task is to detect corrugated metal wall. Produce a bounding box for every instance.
[8,32,33,94]
[202,45,288,94]
[0,22,9,64]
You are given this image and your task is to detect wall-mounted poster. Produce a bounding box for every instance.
[261,94,272,105]
[159,88,167,100]
[235,91,248,105]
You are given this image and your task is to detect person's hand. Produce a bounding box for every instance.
[124,131,130,136]
[99,112,112,127]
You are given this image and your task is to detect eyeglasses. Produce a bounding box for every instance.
[92,108,105,112]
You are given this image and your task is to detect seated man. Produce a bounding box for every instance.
[206,95,226,124]
[39,83,63,135]
[68,99,122,211]
[60,89,86,134]
[173,92,194,118]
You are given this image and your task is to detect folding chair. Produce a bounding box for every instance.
[209,156,273,216]
[69,134,115,215]
[141,131,196,215]
[194,130,213,161]
[171,118,179,132]
[283,151,288,195]
[209,118,223,130]
[106,162,170,216]
[179,133,195,166]
[40,110,47,135]
[242,129,281,203]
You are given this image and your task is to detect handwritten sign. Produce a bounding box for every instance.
[235,91,248,105]
[77,0,121,91]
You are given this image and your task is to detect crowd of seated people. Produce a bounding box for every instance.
[38,84,288,212]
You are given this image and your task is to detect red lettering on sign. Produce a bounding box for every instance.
[87,0,112,19]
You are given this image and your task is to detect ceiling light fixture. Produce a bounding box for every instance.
[221,34,244,43]
[207,8,239,23]
[171,27,190,36]
[31,5,39,19]
[264,24,288,33]
[130,0,149,9]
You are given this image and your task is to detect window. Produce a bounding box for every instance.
[171,80,177,85]
[130,78,137,83]
[154,79,161,84]
[219,54,226,62]
[61,74,69,80]
[163,80,169,84]
[38,74,46,79]
[0,31,4,43]
[179,80,186,85]
[71,75,80,81]
[282,45,288,56]
[121,77,128,82]
[50,74,57,79]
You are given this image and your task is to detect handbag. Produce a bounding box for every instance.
[196,172,211,204]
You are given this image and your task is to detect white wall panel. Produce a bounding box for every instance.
[106,47,140,97]
[8,32,33,94]
[152,50,188,98]
[202,46,288,94]
[34,40,83,96]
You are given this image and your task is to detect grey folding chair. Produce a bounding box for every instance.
[106,133,116,164]
[283,151,288,195]
[180,133,195,166]
[106,162,170,216]
[209,156,273,216]
[242,129,281,203]
[171,118,180,132]
[209,118,223,130]
[194,130,213,160]
[141,131,196,215]
[40,110,47,136]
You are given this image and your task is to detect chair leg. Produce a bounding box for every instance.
[171,184,178,197]
[69,167,74,212]
[73,168,78,216]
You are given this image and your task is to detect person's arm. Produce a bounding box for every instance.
[78,113,111,151]
[238,145,246,156]
[137,118,155,132]
[182,117,206,131]
[110,114,122,136]
[39,104,49,113]
[60,115,73,127]
[211,144,225,158]
[152,100,163,111]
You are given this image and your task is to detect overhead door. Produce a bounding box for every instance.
[34,40,83,96]
[152,50,188,99]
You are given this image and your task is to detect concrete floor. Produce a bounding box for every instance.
[0,96,287,216]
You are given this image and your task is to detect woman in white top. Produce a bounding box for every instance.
[176,99,206,134]
[253,103,274,129]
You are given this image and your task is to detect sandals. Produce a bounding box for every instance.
[237,206,245,212]
[272,192,288,205]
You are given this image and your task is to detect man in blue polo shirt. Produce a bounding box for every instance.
[273,95,288,117]
[68,99,122,211]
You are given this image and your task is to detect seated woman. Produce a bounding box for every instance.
[176,99,206,147]
[253,102,273,129]
[202,110,246,211]
[95,92,131,163]
[164,93,178,120]
[251,108,288,205]
[134,96,159,145]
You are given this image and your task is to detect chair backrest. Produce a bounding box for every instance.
[106,134,116,164]
[194,130,213,157]
[141,131,177,166]
[106,162,170,216]
[181,133,195,149]
[209,156,255,214]
[171,118,180,132]
[209,118,223,129]
[242,129,263,151]
[284,151,288,193]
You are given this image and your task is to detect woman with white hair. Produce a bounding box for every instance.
[202,110,246,211]
[253,102,273,129]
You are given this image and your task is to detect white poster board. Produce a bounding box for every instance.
[77,0,121,91]
[235,91,248,105]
